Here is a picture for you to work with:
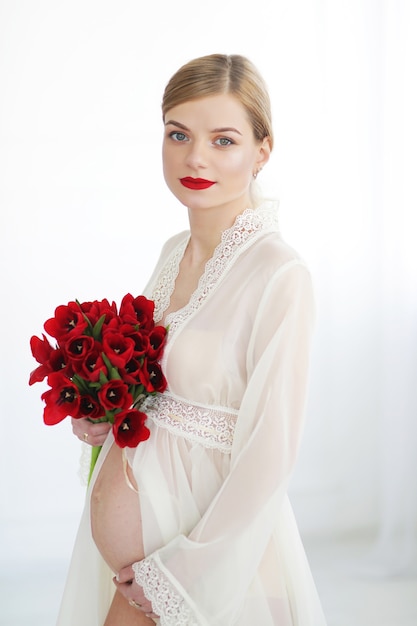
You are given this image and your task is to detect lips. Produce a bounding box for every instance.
[180,177,216,190]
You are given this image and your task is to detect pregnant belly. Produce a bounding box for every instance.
[91,442,145,574]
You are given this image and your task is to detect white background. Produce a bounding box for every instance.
[0,0,416,616]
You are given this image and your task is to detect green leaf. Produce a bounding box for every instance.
[99,370,109,385]
[87,415,110,424]
[105,409,116,424]
[75,299,94,336]
[72,374,92,395]
[92,314,106,341]
[101,352,113,373]
[100,352,121,380]
[110,367,121,380]
[88,381,102,390]
[132,387,145,407]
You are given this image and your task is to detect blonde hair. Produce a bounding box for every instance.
[162,54,274,150]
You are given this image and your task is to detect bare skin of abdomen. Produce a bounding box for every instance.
[91,442,154,625]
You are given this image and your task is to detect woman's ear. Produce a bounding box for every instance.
[255,136,272,172]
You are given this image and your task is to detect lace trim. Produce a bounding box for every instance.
[152,202,279,336]
[78,443,92,486]
[133,556,199,626]
[141,392,238,452]
[152,236,189,324]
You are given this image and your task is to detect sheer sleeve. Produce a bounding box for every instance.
[134,259,315,625]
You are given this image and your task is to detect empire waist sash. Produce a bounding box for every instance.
[140,392,239,453]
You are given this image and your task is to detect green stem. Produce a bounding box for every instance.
[86,413,112,485]
[88,445,102,484]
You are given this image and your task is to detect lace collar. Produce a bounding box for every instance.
[152,201,279,335]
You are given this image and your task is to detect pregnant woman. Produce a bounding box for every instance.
[58,53,327,626]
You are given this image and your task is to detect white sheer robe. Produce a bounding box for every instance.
[56,202,327,625]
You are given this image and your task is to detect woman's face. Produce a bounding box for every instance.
[162,93,270,216]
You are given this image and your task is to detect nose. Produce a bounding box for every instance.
[184,139,208,171]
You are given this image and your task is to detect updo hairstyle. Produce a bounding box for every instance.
[162,54,273,150]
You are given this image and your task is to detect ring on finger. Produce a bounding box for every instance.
[83,432,89,442]
[129,599,142,609]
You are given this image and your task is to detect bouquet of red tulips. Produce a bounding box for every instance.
[29,294,167,469]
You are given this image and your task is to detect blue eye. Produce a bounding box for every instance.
[214,137,233,146]
[170,131,188,142]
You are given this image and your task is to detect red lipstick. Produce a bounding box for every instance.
[180,177,216,190]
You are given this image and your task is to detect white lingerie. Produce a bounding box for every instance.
[56,201,327,626]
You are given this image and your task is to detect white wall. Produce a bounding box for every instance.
[1,0,416,569]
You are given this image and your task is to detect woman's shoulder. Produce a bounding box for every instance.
[248,231,308,275]
[160,230,190,254]
[154,230,190,266]
[248,201,308,271]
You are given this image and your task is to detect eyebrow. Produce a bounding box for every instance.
[165,120,242,135]
[212,127,242,135]
[165,120,189,131]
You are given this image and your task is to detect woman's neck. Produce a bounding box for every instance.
[186,199,250,265]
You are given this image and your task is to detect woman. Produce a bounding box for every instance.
[61,53,327,625]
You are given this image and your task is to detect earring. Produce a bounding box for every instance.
[253,167,262,179]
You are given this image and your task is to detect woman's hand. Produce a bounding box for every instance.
[114,563,159,621]
[71,417,111,447]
